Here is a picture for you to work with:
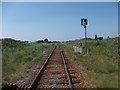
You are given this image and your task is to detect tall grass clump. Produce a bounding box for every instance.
[2,38,53,83]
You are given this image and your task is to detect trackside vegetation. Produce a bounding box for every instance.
[0,40,2,86]
[2,38,53,83]
[63,37,119,88]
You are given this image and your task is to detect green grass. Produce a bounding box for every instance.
[2,38,53,83]
[0,40,2,86]
[63,37,119,88]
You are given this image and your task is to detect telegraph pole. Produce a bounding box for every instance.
[81,18,88,56]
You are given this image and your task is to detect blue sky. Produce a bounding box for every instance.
[2,2,118,41]
[0,2,2,38]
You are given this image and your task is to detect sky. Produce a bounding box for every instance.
[2,2,118,41]
[0,2,2,38]
[1,0,120,2]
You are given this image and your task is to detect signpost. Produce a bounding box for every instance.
[81,18,88,56]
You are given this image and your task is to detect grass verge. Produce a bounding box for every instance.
[2,38,53,83]
[63,38,119,88]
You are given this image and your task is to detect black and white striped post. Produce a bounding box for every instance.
[81,18,88,56]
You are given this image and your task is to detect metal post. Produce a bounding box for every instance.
[84,27,87,56]
[81,18,88,56]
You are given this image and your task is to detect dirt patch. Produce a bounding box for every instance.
[16,66,36,87]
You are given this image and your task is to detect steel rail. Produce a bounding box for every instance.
[28,44,58,89]
[61,50,74,90]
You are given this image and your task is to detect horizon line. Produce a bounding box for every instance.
[0,35,119,42]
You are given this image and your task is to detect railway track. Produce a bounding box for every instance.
[27,44,82,89]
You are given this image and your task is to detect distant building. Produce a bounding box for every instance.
[95,34,103,40]
[95,34,97,40]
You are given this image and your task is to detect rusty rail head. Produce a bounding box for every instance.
[28,44,58,89]
[61,50,74,90]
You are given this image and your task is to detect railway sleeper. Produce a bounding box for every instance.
[42,76,78,79]
[42,71,78,74]
[38,80,81,85]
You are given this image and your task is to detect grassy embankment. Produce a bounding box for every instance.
[1,38,53,83]
[0,40,2,86]
[63,37,119,88]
